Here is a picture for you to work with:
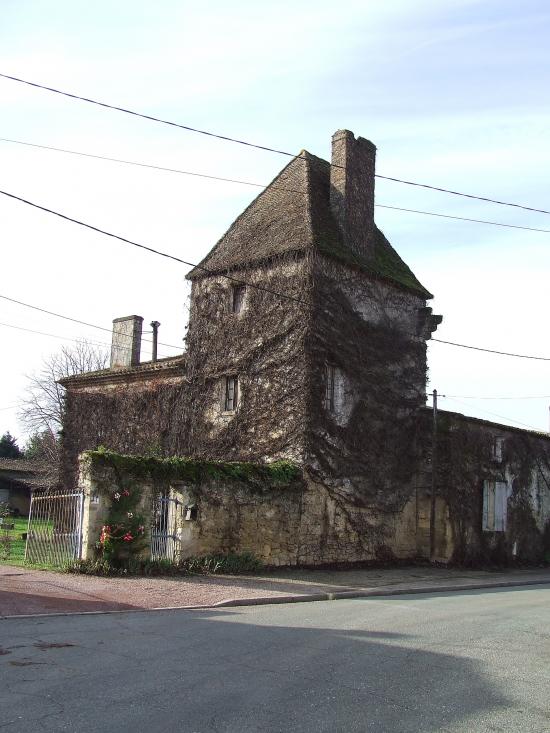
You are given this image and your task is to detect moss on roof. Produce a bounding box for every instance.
[316,226,432,298]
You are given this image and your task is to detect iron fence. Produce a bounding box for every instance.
[25,490,84,566]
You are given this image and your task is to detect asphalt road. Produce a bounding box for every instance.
[1,585,549,732]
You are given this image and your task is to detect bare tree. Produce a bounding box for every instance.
[19,341,108,469]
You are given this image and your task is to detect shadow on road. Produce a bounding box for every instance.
[0,602,513,732]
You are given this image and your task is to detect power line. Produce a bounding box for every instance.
[4,137,550,235]
[0,189,308,306]
[0,137,280,191]
[0,320,116,348]
[0,73,293,158]
[376,205,550,235]
[436,394,550,400]
[0,320,172,358]
[0,293,182,351]
[431,338,550,362]
[4,187,550,363]
[439,395,544,432]
[2,72,550,217]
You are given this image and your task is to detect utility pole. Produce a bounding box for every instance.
[430,388,438,561]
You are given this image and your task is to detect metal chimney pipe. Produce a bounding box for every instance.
[150,321,160,362]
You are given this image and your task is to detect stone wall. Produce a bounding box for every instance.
[78,452,306,566]
[77,451,422,566]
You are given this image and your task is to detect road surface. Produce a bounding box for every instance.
[1,585,549,731]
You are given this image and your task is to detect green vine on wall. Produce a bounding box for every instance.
[88,447,301,487]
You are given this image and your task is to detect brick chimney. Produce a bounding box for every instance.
[110,315,143,369]
[330,129,376,261]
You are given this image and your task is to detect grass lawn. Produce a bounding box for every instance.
[0,517,76,571]
[0,516,29,565]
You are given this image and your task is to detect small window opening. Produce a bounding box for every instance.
[224,375,239,412]
[492,437,504,463]
[325,365,336,412]
[231,285,246,314]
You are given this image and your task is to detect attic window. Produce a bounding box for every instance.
[325,365,336,412]
[231,285,246,314]
[224,376,239,412]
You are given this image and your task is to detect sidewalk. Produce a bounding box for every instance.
[1,563,549,617]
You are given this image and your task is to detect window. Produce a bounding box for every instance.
[224,376,239,412]
[482,480,507,532]
[492,437,504,463]
[231,285,246,314]
[325,365,336,412]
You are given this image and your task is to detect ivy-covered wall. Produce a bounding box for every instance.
[78,449,419,566]
[79,449,304,566]
[419,409,550,565]
[184,256,311,464]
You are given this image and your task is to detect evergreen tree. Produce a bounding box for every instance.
[0,432,22,458]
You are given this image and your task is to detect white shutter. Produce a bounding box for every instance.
[495,482,508,532]
[482,481,490,530]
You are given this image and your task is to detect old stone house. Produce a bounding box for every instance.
[61,130,550,566]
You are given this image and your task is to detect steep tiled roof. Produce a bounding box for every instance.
[187,152,432,299]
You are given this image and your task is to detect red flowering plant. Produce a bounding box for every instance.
[97,486,147,565]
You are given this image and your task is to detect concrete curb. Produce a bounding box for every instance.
[213,577,550,607]
[1,577,548,620]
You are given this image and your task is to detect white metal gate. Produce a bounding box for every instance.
[150,491,180,561]
[25,490,84,566]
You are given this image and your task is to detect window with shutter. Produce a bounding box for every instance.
[325,365,335,412]
[483,480,507,531]
[223,376,239,412]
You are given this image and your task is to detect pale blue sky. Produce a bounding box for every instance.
[2,0,550,443]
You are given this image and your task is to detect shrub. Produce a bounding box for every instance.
[65,552,263,577]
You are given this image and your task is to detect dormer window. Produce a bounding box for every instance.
[223,375,239,412]
[231,285,246,314]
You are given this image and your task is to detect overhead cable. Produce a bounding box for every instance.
[440,395,543,432]
[2,188,550,363]
[0,189,307,306]
[431,338,550,362]
[0,293,182,351]
[0,320,171,358]
[3,137,550,235]
[2,72,550,216]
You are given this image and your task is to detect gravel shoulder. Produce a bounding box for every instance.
[1,562,549,616]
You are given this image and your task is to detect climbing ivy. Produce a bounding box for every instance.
[87,447,301,487]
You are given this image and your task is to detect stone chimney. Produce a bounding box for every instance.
[110,315,143,369]
[330,129,376,261]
